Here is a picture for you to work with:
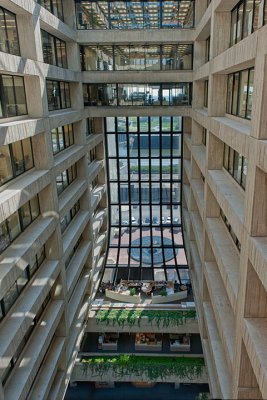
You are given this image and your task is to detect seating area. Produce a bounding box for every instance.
[101,279,190,304]
[98,333,119,350]
[170,334,191,352]
[135,333,162,351]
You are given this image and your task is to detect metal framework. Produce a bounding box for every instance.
[102,116,189,285]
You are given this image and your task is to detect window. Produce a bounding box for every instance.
[51,124,74,154]
[223,144,247,189]
[1,291,50,384]
[0,74,27,119]
[56,164,77,195]
[65,235,82,269]
[0,245,45,321]
[0,7,20,55]
[80,44,193,72]
[226,67,254,120]
[76,1,195,30]
[0,138,34,186]
[89,148,96,163]
[41,30,67,68]
[230,0,265,46]
[46,80,71,111]
[205,36,210,62]
[84,83,192,107]
[220,209,241,251]
[60,200,80,233]
[204,80,209,108]
[202,128,207,146]
[37,0,64,21]
[0,195,40,254]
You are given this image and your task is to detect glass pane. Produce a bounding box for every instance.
[2,75,16,117]
[30,196,40,220]
[20,201,32,229]
[0,145,13,185]
[22,138,33,170]
[238,69,249,118]
[7,212,21,241]
[11,141,24,176]
[13,76,27,115]
[5,10,19,56]
[0,221,10,253]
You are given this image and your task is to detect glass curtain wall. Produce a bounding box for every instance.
[75,0,195,30]
[83,83,192,106]
[103,116,189,284]
[80,44,193,71]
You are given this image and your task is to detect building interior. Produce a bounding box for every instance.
[0,0,267,399]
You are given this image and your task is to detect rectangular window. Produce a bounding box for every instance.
[0,138,34,187]
[204,80,209,108]
[37,0,64,21]
[230,0,265,46]
[0,195,40,255]
[84,83,192,107]
[220,209,241,251]
[56,164,77,195]
[60,200,80,233]
[205,36,210,62]
[41,30,67,68]
[226,67,254,120]
[76,1,194,30]
[0,74,27,119]
[202,128,207,146]
[0,7,20,55]
[46,80,71,111]
[223,143,247,190]
[51,124,74,154]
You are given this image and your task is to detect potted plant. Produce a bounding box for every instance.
[130,288,137,296]
[160,288,167,296]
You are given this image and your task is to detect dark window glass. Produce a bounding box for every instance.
[37,0,64,21]
[51,124,74,154]
[230,0,265,45]
[204,80,209,108]
[0,7,20,55]
[84,83,192,107]
[223,144,247,190]
[220,209,241,251]
[226,68,254,119]
[0,75,27,119]
[41,30,67,68]
[46,80,71,111]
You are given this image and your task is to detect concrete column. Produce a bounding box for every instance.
[16,13,43,61]
[210,12,231,59]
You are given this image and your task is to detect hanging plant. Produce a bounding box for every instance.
[95,308,196,328]
[81,355,204,381]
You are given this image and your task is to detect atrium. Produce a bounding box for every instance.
[0,1,267,399]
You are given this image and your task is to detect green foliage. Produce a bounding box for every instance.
[81,355,204,381]
[160,288,167,296]
[195,393,209,400]
[95,309,196,328]
[130,288,137,296]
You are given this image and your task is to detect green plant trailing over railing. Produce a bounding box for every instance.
[81,355,204,381]
[94,309,196,328]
